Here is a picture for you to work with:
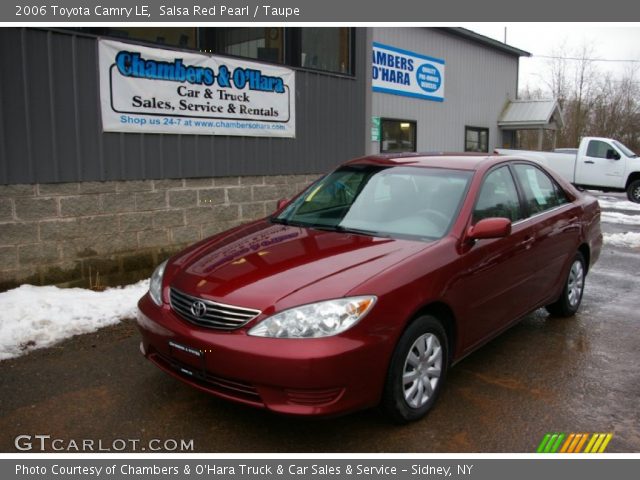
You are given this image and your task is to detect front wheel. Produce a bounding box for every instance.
[382,315,449,423]
[545,252,586,317]
[627,179,640,203]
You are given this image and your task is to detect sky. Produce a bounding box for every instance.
[464,24,640,94]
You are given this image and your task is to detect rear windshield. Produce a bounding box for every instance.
[273,165,472,241]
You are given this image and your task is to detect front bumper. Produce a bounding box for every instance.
[136,294,389,416]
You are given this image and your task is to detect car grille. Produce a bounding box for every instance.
[149,351,263,406]
[169,288,261,330]
[284,387,345,406]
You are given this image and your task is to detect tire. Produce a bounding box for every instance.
[382,315,449,423]
[545,252,586,317]
[627,179,640,203]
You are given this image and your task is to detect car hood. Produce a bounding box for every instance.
[167,220,429,313]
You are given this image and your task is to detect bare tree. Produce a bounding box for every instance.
[519,40,640,152]
[589,66,640,150]
[544,40,571,108]
[571,42,597,146]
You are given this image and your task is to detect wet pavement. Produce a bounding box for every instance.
[1,192,638,453]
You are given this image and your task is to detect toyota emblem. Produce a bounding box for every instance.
[190,301,207,318]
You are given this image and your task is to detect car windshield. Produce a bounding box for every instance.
[273,165,472,241]
[612,140,637,158]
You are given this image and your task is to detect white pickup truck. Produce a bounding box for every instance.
[496,137,640,203]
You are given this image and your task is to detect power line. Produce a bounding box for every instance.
[533,54,640,63]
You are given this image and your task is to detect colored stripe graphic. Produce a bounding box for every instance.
[584,433,614,453]
[598,433,613,453]
[584,433,599,453]
[536,433,551,453]
[574,433,589,452]
[559,433,575,453]
[537,433,613,453]
[550,433,566,453]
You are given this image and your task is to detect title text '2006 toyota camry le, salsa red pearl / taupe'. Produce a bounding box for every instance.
[136,153,602,423]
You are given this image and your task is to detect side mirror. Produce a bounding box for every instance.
[467,217,512,240]
[606,149,620,160]
[276,198,289,210]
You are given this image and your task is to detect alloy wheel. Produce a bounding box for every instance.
[402,333,442,408]
[567,260,585,308]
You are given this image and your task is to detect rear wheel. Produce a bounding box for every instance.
[382,315,449,423]
[545,252,586,317]
[627,179,640,203]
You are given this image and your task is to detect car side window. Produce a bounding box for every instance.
[586,140,611,159]
[513,164,568,216]
[553,180,570,204]
[473,166,522,222]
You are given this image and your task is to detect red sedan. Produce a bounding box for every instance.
[136,154,602,422]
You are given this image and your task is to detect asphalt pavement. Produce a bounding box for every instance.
[1,192,638,453]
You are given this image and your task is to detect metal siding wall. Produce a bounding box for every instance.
[1,29,31,183]
[372,28,518,152]
[0,28,366,185]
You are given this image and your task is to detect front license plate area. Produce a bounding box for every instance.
[168,340,205,374]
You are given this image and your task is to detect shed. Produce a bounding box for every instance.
[499,99,564,149]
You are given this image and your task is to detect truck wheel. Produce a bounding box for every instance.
[545,252,586,317]
[627,179,640,203]
[382,315,449,423]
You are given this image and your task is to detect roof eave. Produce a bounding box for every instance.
[498,122,557,128]
[439,27,532,57]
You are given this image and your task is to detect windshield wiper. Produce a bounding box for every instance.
[271,219,389,238]
[333,225,390,238]
[270,217,313,228]
[297,223,389,238]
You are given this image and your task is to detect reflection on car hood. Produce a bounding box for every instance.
[168,220,429,312]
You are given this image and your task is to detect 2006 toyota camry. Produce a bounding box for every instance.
[136,153,602,422]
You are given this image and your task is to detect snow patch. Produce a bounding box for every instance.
[601,211,640,225]
[0,280,149,361]
[604,232,640,248]
[598,199,640,212]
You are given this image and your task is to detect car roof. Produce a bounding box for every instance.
[342,152,504,171]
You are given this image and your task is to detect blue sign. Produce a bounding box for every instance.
[416,63,442,93]
[372,42,445,102]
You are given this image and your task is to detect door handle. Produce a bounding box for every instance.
[519,236,535,249]
[584,160,595,164]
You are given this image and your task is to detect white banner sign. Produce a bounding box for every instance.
[372,42,445,102]
[99,39,296,137]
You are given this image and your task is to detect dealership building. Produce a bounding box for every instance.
[0,27,535,289]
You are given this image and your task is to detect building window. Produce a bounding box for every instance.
[69,27,197,49]
[299,28,352,74]
[465,126,489,152]
[64,27,355,76]
[381,119,417,153]
[204,27,284,63]
[204,27,354,74]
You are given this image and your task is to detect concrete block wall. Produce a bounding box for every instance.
[0,174,319,291]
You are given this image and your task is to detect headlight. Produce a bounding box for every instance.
[248,296,376,338]
[149,260,168,306]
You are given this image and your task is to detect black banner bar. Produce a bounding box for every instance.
[3,459,640,480]
[2,0,640,22]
